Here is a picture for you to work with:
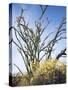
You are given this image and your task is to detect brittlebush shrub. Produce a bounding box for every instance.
[11,59,66,86]
[17,75,30,86]
[30,59,66,85]
[11,74,30,86]
[10,73,22,86]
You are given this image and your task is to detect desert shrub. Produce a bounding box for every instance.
[11,74,30,86]
[9,73,22,86]
[18,74,30,86]
[11,60,66,86]
[30,59,66,85]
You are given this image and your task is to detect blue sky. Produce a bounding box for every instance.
[9,3,66,74]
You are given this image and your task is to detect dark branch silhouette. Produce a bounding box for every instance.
[39,5,48,20]
[56,48,66,59]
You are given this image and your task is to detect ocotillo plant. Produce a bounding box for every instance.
[9,5,66,77]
